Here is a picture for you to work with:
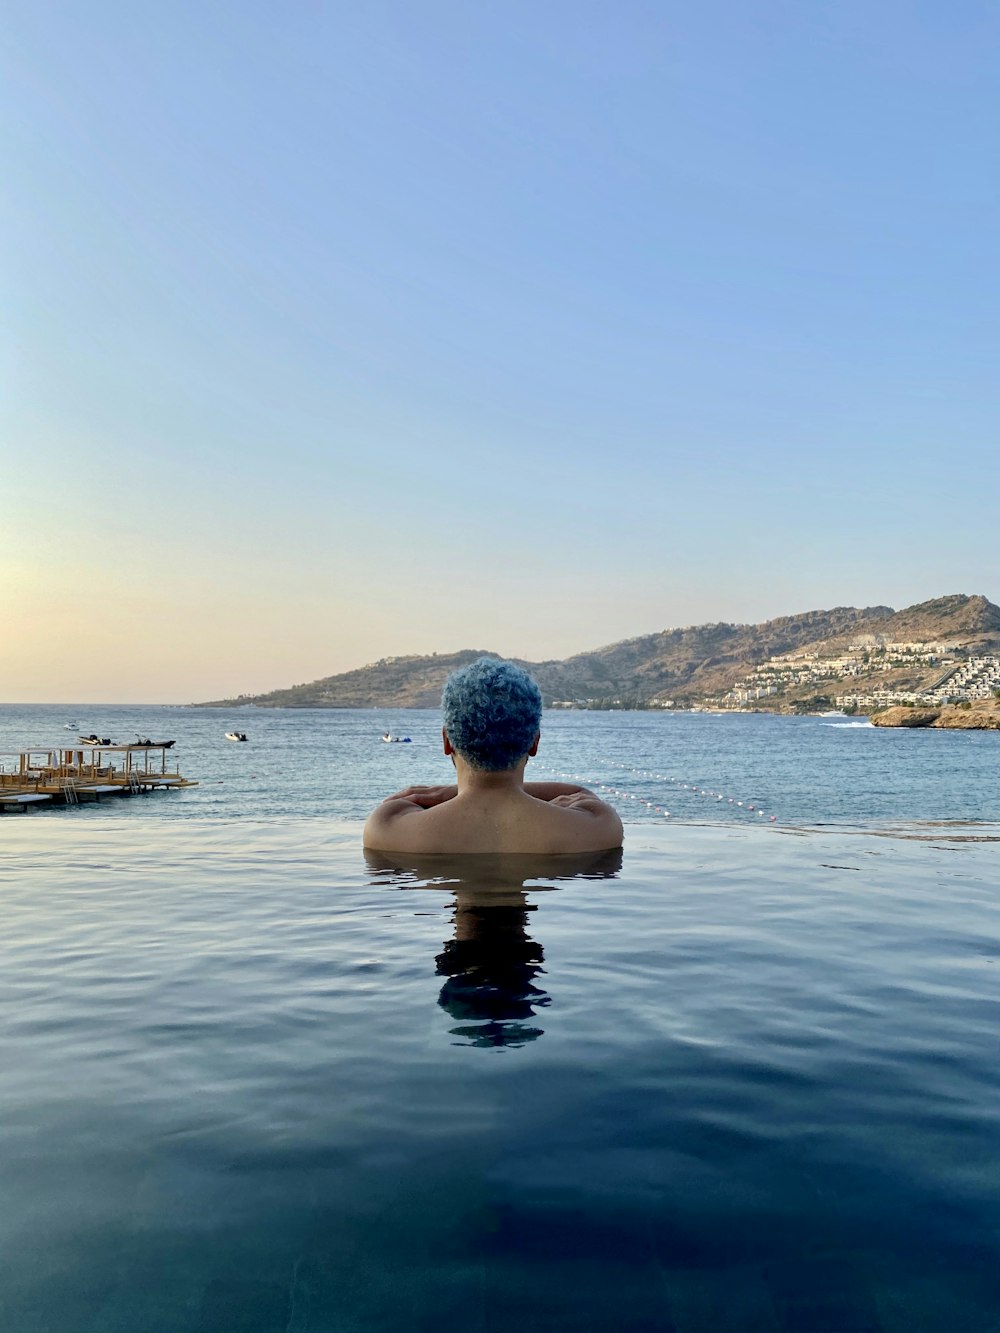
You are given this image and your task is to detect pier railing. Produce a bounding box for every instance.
[0,745,196,808]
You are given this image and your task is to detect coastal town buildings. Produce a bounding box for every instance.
[715,643,1000,712]
[926,655,1000,701]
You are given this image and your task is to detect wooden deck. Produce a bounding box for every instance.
[0,745,197,812]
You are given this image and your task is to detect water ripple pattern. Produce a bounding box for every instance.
[1,810,999,1330]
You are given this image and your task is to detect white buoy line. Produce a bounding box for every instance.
[533,760,777,824]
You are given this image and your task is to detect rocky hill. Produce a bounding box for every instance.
[815,595,1000,651]
[196,595,1000,710]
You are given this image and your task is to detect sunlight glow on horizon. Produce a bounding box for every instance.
[4,2,998,702]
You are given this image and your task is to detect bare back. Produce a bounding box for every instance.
[363,784,623,855]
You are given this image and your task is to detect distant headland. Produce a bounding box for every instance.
[195,594,1000,722]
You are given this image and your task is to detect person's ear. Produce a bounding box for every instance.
[442,727,454,756]
[528,734,540,757]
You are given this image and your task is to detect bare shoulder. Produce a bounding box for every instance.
[546,792,623,850]
[362,797,428,851]
[363,785,459,851]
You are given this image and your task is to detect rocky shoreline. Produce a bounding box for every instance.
[870,704,1000,730]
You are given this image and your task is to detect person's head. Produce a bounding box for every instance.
[441,657,543,772]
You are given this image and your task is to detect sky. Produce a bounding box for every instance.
[3,1,998,702]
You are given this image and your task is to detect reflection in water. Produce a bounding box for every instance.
[365,848,623,1048]
[437,892,547,1049]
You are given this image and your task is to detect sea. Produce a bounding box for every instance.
[1,703,999,1331]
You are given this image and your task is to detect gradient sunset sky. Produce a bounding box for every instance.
[4,2,998,703]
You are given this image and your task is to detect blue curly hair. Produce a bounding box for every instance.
[442,657,543,772]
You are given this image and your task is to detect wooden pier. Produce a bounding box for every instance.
[0,744,197,812]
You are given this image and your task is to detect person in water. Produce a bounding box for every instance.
[363,657,623,854]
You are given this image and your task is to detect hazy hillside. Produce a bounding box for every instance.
[543,605,895,705]
[197,595,1000,709]
[196,595,1000,710]
[875,594,1000,644]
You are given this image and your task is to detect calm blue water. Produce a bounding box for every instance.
[1,703,998,825]
[2,706,999,1330]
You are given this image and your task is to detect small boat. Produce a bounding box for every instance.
[134,737,176,748]
[79,734,114,746]
[225,732,249,743]
[381,733,411,743]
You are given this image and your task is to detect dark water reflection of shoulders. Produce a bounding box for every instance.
[364,848,623,1049]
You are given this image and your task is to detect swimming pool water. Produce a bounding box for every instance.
[1,815,998,1331]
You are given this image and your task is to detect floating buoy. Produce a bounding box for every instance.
[533,761,777,826]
